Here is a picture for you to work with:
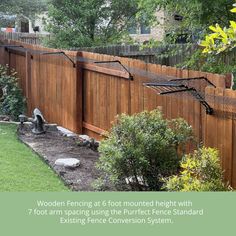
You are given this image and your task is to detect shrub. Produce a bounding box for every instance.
[0,65,26,120]
[97,109,194,191]
[177,48,236,75]
[162,147,230,191]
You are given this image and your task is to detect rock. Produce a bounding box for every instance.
[0,115,10,121]
[57,126,77,137]
[89,138,99,151]
[45,124,58,132]
[77,140,90,147]
[79,135,90,141]
[66,133,77,137]
[55,158,80,168]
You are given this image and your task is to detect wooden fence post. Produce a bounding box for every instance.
[76,52,83,133]
[4,47,10,67]
[25,51,32,115]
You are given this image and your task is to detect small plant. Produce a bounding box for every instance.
[162,147,230,191]
[0,65,26,120]
[97,109,194,191]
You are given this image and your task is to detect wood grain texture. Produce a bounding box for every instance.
[1,40,236,187]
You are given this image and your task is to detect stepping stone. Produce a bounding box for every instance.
[55,158,80,168]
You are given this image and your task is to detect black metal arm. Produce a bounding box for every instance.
[94,60,133,80]
[144,82,214,115]
[40,52,76,67]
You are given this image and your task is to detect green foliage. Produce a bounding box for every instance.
[138,0,236,42]
[163,147,230,191]
[200,3,236,54]
[97,109,194,191]
[0,0,49,20]
[0,65,26,120]
[178,48,236,74]
[45,0,140,48]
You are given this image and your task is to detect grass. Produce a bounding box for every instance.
[0,123,69,191]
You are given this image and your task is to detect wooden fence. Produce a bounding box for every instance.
[0,32,50,45]
[2,32,235,68]
[77,44,197,66]
[1,40,236,187]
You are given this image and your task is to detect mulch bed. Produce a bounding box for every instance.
[18,126,101,191]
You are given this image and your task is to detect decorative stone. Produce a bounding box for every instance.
[66,133,77,137]
[0,115,10,121]
[31,108,46,134]
[58,126,77,137]
[55,158,80,168]
[45,124,58,132]
[77,140,90,147]
[79,135,90,141]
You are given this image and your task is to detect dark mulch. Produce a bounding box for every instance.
[18,126,101,191]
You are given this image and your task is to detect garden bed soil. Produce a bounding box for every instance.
[18,127,101,191]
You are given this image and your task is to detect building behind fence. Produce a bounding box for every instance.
[0,40,236,188]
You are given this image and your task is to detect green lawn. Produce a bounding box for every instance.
[0,123,69,191]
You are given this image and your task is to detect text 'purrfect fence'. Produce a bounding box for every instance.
[0,40,236,187]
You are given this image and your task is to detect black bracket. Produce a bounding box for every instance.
[0,45,24,48]
[0,45,24,52]
[94,60,133,80]
[40,52,76,67]
[144,82,214,115]
[170,76,216,88]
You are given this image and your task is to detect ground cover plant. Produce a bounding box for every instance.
[0,123,69,191]
[97,109,194,191]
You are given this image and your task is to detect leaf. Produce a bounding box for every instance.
[209,25,218,33]
[215,24,227,39]
[202,48,210,54]
[199,40,208,47]
[230,7,236,13]
[230,21,236,30]
[210,33,219,39]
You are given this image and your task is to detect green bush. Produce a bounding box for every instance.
[162,147,230,191]
[0,65,26,120]
[178,48,236,75]
[97,109,194,191]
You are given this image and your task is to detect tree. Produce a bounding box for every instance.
[137,0,236,42]
[0,0,48,20]
[200,3,236,54]
[45,0,140,48]
[173,2,236,78]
